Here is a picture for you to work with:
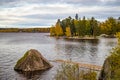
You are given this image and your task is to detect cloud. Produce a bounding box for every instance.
[0,0,119,27]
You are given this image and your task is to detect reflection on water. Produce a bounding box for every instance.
[0,33,117,80]
[15,69,51,79]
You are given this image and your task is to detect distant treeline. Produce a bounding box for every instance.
[50,14,120,37]
[0,28,50,33]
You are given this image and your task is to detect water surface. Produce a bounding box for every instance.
[0,33,117,80]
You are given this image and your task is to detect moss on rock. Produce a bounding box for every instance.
[15,51,29,67]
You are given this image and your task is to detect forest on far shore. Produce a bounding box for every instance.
[0,28,50,33]
[50,14,120,37]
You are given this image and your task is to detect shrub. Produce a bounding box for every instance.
[55,63,97,80]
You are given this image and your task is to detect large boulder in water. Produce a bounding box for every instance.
[14,49,53,72]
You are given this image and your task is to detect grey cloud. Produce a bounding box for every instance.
[12,19,56,27]
[22,13,77,21]
[0,0,17,4]
[1,0,120,7]
[104,1,120,6]
[77,8,120,20]
[0,0,120,27]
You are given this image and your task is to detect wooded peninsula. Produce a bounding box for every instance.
[50,14,120,38]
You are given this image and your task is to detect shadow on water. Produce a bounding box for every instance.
[15,68,51,79]
[64,38,99,45]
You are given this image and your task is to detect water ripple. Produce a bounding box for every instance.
[0,33,117,80]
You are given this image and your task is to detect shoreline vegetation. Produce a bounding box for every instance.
[55,63,97,80]
[50,14,120,39]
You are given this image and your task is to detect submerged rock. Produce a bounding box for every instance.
[14,49,53,72]
[100,34,116,38]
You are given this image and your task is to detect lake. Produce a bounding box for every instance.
[0,33,117,80]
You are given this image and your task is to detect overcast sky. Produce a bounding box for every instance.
[0,0,120,28]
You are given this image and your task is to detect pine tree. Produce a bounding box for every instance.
[75,14,78,20]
